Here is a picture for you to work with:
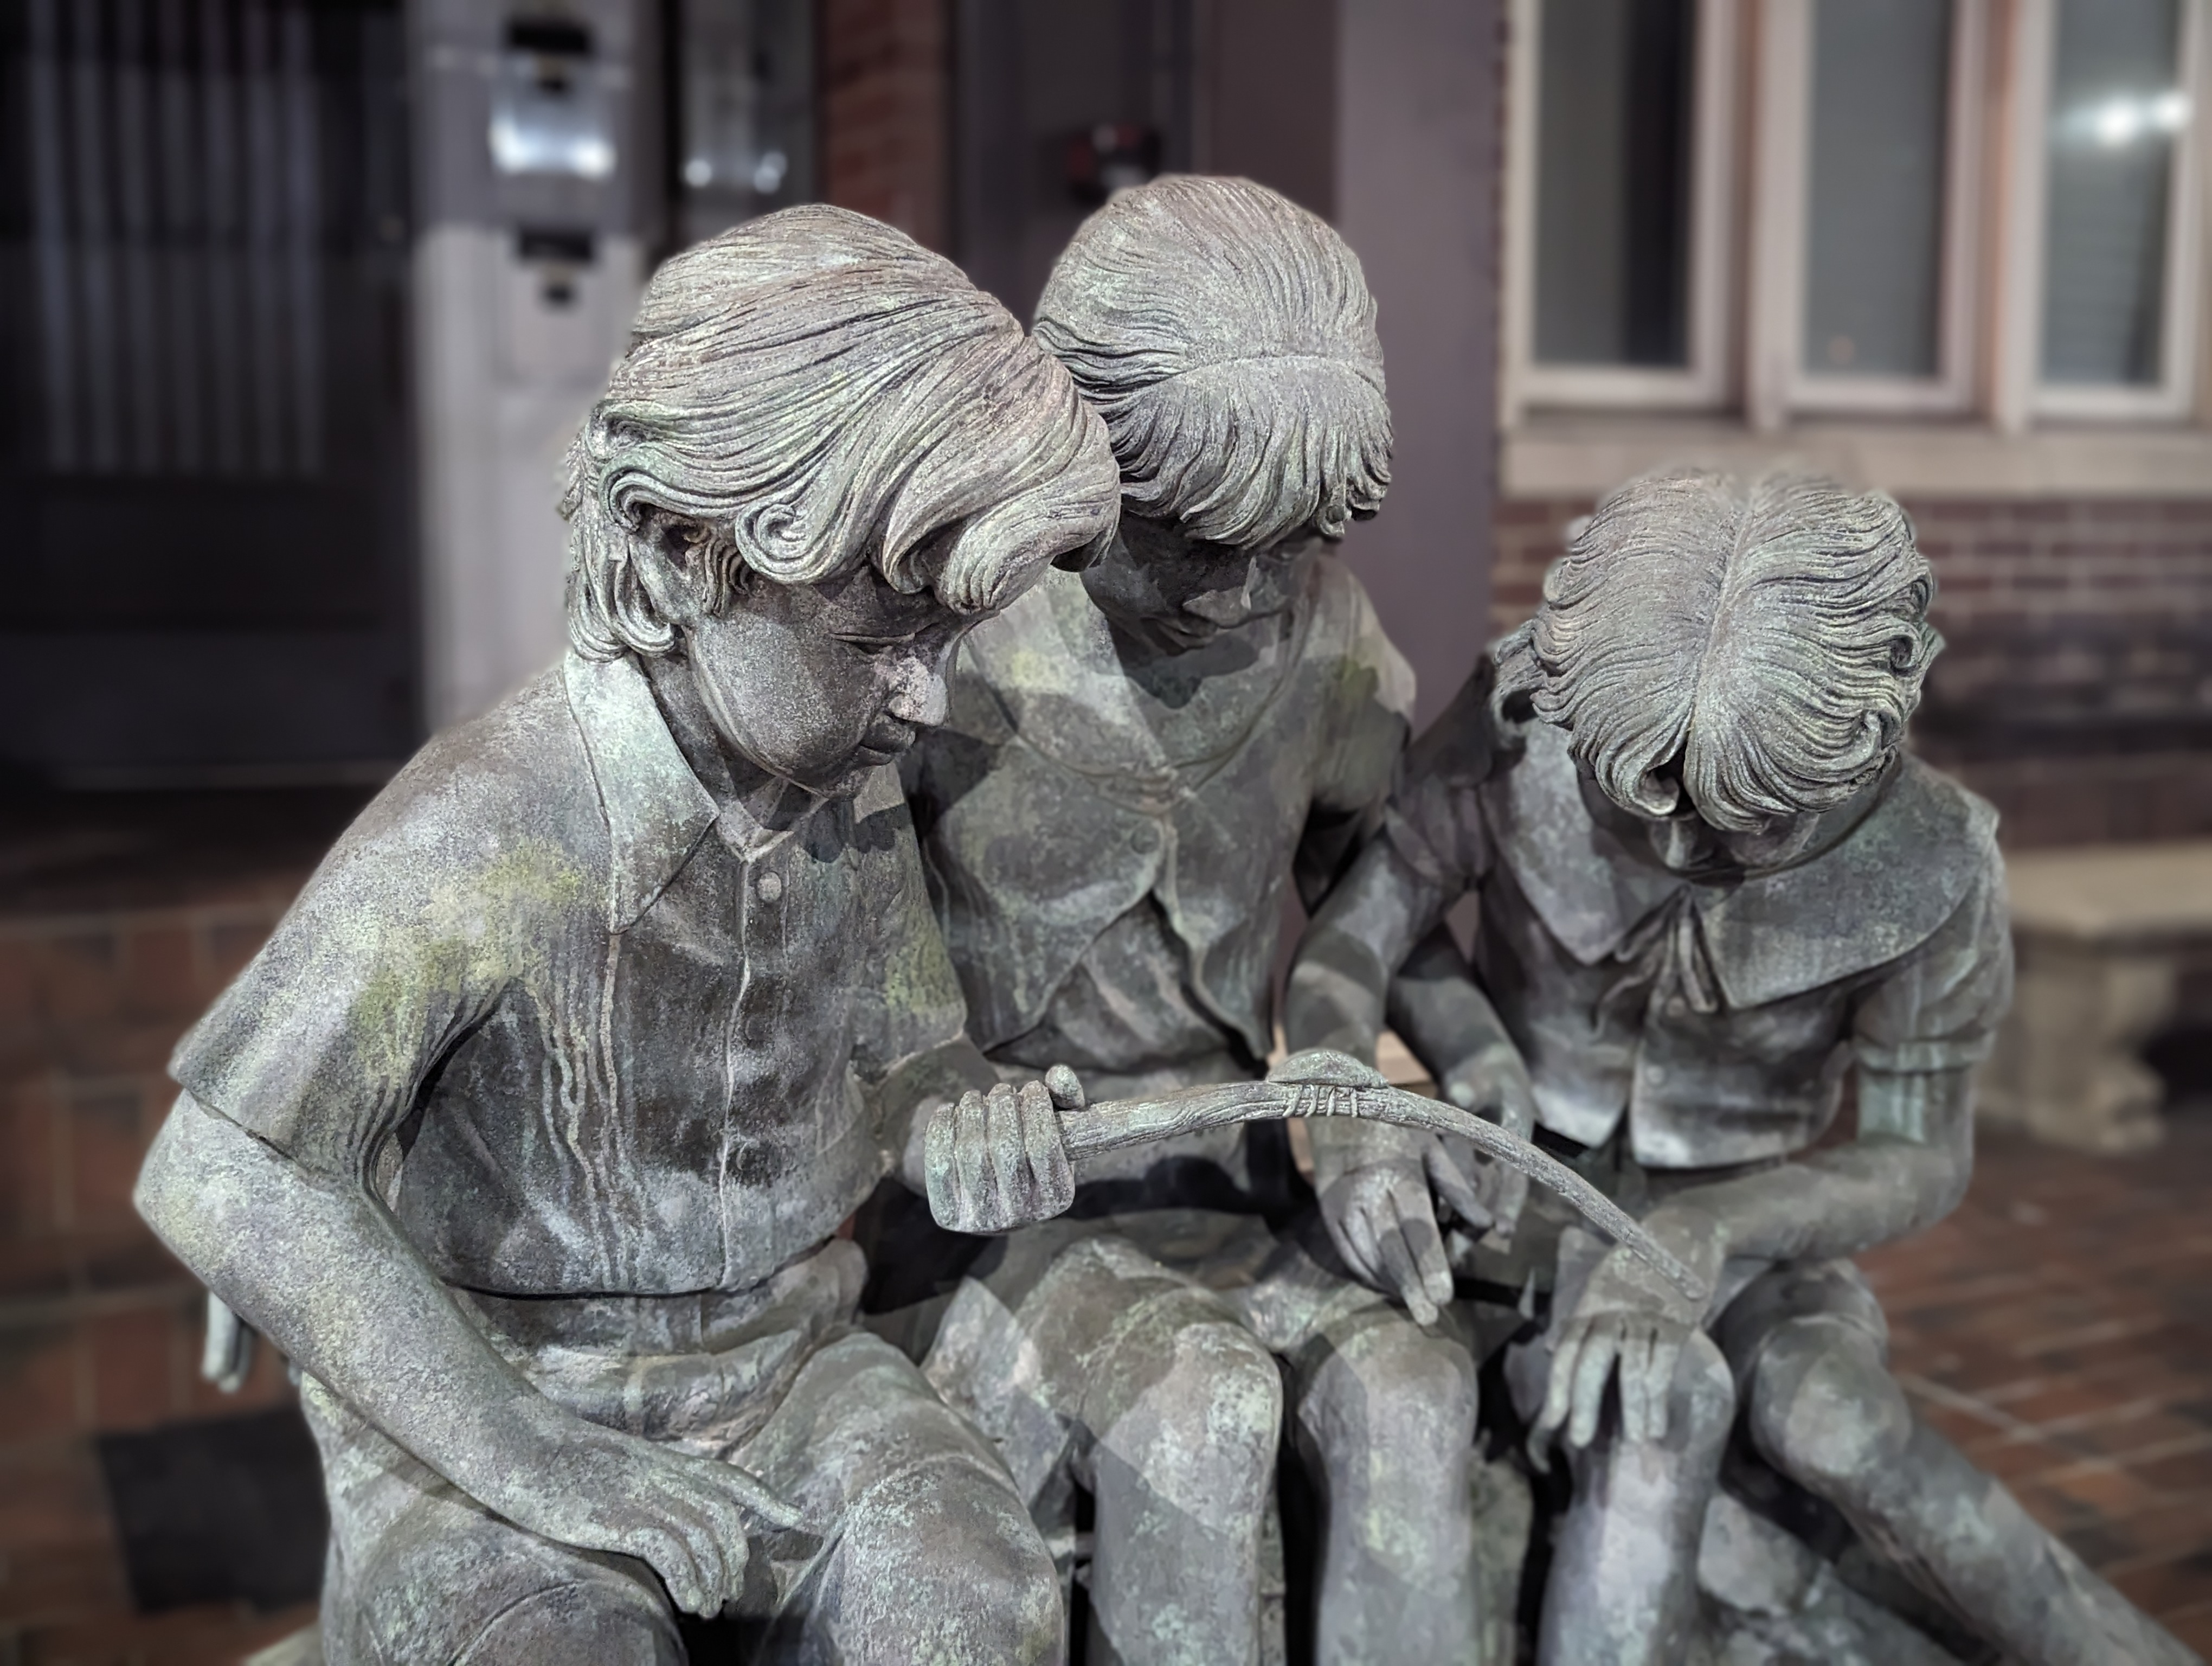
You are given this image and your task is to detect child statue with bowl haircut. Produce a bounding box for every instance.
[133,207,1122,1666]
[895,175,1499,1664]
[1285,468,2196,1665]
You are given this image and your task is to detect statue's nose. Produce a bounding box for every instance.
[1182,562,1259,626]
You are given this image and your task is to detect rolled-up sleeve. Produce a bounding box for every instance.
[1853,856,2014,1075]
[169,837,509,1187]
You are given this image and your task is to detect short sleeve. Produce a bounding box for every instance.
[848,768,969,1082]
[169,813,516,1186]
[1380,657,1504,897]
[1853,851,2014,1075]
[1307,562,1417,823]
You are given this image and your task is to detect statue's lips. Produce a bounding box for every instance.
[853,719,916,762]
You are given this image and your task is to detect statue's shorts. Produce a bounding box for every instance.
[301,1239,1062,1666]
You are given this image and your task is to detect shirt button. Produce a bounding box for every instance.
[1643,1062,1668,1086]
[1128,824,1160,852]
[755,871,783,903]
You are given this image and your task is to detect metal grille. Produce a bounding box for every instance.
[24,0,331,477]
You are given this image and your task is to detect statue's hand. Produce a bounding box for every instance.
[924,1069,1081,1234]
[1314,1122,1490,1327]
[1437,1042,1541,1244]
[1534,1218,1724,1451]
[490,1419,803,1617]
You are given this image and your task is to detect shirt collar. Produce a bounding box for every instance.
[563,650,720,930]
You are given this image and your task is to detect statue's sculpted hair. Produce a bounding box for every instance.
[1493,469,1943,831]
[560,204,1120,659]
[1032,174,1391,552]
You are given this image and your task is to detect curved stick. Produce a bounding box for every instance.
[1061,1063,1708,1305]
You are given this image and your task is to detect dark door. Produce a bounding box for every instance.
[953,0,1197,323]
[1,0,416,785]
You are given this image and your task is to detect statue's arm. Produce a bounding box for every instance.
[1638,1068,1977,1271]
[1283,836,1450,1059]
[1643,866,2011,1273]
[136,1093,795,1613]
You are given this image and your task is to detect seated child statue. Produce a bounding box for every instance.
[896,175,1499,1664]
[1284,468,2198,1665]
[131,207,1123,1666]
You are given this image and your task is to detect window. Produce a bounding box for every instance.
[1502,0,2210,430]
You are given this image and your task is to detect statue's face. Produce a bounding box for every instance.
[1578,759,1830,875]
[1079,513,1320,654]
[678,559,980,798]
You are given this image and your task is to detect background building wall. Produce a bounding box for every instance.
[822,0,948,248]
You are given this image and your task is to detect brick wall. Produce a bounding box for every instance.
[1488,496,2212,850]
[1,883,311,1663]
[820,0,948,251]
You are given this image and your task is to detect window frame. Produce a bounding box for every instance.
[1995,0,2208,425]
[1499,0,1740,422]
[1745,0,1991,427]
[1501,0,2211,434]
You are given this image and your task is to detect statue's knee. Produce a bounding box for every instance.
[1123,1318,1283,1481]
[1749,1321,1911,1499]
[835,1458,1063,1662]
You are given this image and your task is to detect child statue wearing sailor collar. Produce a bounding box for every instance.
[1287,468,2195,1664]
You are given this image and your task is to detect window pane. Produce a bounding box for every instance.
[2041,0,2183,386]
[1802,0,1952,377]
[1533,0,1696,367]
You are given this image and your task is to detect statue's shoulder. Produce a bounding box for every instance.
[319,669,605,904]
[1405,652,1519,796]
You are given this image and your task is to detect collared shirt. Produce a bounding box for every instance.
[171,652,965,1297]
[1384,665,2012,1170]
[904,559,1412,1193]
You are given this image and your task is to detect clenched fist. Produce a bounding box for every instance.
[924,1067,1084,1233]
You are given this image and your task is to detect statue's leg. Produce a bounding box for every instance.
[300,1379,683,1666]
[1534,1327,1737,1666]
[1285,1302,1481,1664]
[1043,1238,1283,1666]
[737,1329,1066,1666]
[1733,1263,2200,1666]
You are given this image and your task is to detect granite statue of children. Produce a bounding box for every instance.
[897,175,1498,1664]
[131,207,1124,1666]
[1283,467,2198,1665]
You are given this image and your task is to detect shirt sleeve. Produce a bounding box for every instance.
[1380,656,1504,898]
[168,804,515,1187]
[849,767,970,1083]
[1853,847,2014,1075]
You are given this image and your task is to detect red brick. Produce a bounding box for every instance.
[0,1325,84,1442]
[0,1539,130,1626]
[84,1307,182,1431]
[0,1438,112,1551]
[39,931,123,1027]
[119,925,203,1023]
[2,1079,62,1238]
[65,1084,150,1233]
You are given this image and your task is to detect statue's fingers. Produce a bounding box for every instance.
[1387,1187,1454,1317]
[1646,1330,1685,1445]
[1618,1326,1657,1443]
[1567,1325,1621,1449]
[1338,1197,1388,1292]
[954,1090,993,1233]
[982,1083,1024,1231]
[1018,1079,1073,1218]
[1537,1321,1587,1445]
[1044,1062,1085,1113]
[1424,1138,1491,1233]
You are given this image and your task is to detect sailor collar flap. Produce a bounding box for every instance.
[962,565,1319,791]
[1481,721,1999,1009]
[563,651,721,931]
